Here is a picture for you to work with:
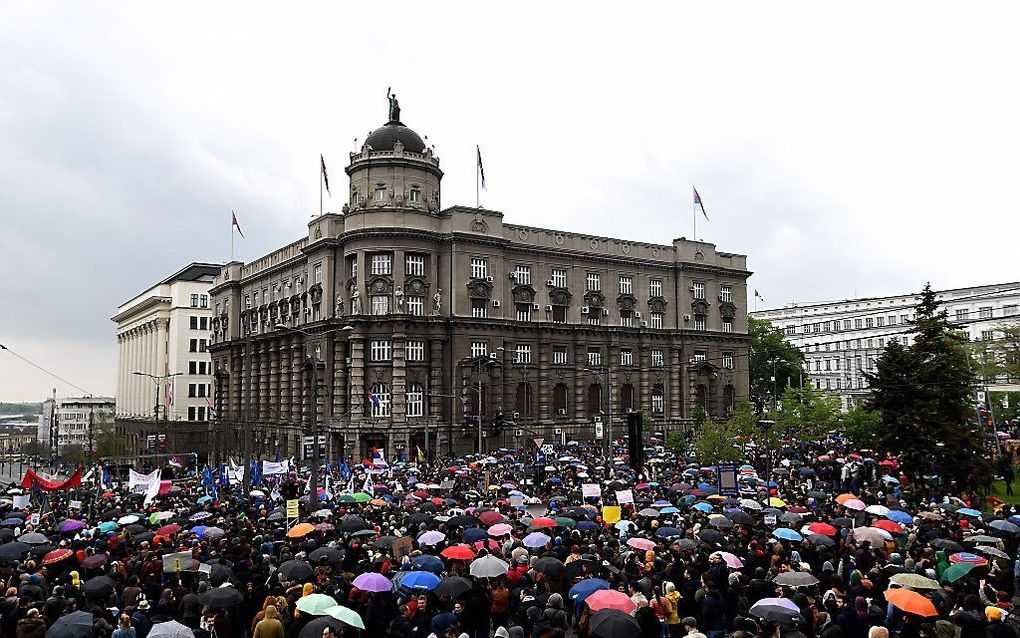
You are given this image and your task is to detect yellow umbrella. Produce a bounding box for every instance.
[768,497,787,508]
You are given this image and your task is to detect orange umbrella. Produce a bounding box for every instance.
[441,544,476,560]
[835,493,859,505]
[885,588,937,617]
[287,522,316,538]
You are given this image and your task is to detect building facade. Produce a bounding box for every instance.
[208,102,752,462]
[53,396,115,454]
[751,282,1020,409]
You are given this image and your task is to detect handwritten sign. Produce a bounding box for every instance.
[581,483,602,499]
[69,500,82,510]
[392,537,413,559]
[615,490,634,505]
[12,495,29,510]
[286,499,300,520]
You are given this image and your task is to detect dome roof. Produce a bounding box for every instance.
[364,122,426,154]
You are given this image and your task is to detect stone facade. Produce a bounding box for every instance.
[208,111,751,463]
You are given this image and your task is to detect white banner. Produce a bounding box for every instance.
[144,475,161,506]
[615,489,634,504]
[129,469,160,492]
[227,464,243,485]
[581,483,602,499]
[262,460,290,476]
[12,495,30,510]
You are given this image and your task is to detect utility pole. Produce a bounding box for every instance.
[88,409,94,461]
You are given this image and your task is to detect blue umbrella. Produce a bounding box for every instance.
[697,482,713,491]
[660,507,680,514]
[957,508,982,518]
[462,528,487,543]
[569,578,610,603]
[1,519,22,526]
[692,502,713,513]
[399,571,441,590]
[546,477,562,485]
[196,495,213,504]
[886,511,913,525]
[655,527,681,538]
[576,521,599,531]
[881,475,900,485]
[773,528,803,542]
[191,525,210,538]
[411,555,444,573]
[431,612,458,635]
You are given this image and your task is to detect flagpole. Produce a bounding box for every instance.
[476,151,480,208]
[230,214,234,262]
[319,157,323,217]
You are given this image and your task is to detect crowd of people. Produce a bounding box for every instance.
[0,437,1018,638]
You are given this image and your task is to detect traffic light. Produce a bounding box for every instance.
[491,412,505,436]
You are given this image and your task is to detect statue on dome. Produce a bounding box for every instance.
[387,87,400,123]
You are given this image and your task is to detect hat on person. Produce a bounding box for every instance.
[682,617,698,628]
[986,606,1003,622]
[138,599,150,610]
[494,628,510,638]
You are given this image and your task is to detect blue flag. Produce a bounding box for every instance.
[217,463,228,487]
[339,461,351,481]
[250,459,263,486]
[102,466,111,488]
[202,466,218,501]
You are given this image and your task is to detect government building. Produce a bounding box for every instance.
[207,98,752,462]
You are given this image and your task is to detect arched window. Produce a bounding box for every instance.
[553,383,568,416]
[651,384,664,415]
[406,383,424,418]
[619,384,634,413]
[370,383,391,417]
[587,383,602,416]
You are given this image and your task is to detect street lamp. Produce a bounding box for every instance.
[757,419,775,506]
[274,324,352,508]
[132,371,182,456]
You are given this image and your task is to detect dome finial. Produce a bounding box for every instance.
[386,87,401,123]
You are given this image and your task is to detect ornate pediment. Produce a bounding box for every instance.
[616,293,637,312]
[584,290,606,308]
[691,299,710,315]
[366,276,393,295]
[549,288,572,306]
[466,279,493,300]
[309,283,323,304]
[403,276,430,296]
[512,284,537,304]
[719,301,737,319]
[648,296,668,313]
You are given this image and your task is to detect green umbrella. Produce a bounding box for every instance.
[98,522,119,533]
[555,517,577,528]
[936,503,961,513]
[296,593,339,615]
[337,494,357,503]
[806,491,829,500]
[323,605,366,629]
[941,562,976,583]
[353,493,372,503]
[351,529,378,538]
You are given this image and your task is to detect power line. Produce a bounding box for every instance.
[0,343,94,397]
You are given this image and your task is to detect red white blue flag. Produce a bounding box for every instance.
[693,186,709,220]
[232,210,244,238]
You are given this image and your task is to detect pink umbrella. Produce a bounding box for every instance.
[488,523,513,537]
[843,499,867,511]
[627,537,656,551]
[418,531,446,546]
[353,572,392,592]
[473,539,502,550]
[716,551,744,569]
[586,589,638,613]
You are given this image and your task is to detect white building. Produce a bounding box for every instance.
[37,391,55,444]
[54,396,115,453]
[112,263,222,424]
[752,282,1020,409]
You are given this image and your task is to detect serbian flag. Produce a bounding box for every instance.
[693,186,709,220]
[320,154,331,195]
[754,290,764,303]
[477,145,486,190]
[232,210,244,238]
[371,448,387,468]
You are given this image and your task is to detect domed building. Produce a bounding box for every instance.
[207,96,751,464]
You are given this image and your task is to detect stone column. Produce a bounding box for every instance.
[392,331,407,428]
[349,336,366,453]
[573,338,587,420]
[291,339,303,424]
[279,339,291,423]
[268,339,280,422]
[537,336,550,421]
[668,344,683,420]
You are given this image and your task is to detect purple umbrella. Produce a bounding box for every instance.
[353,572,392,592]
[57,519,86,533]
[189,512,212,522]
[418,531,445,546]
[82,553,109,569]
[523,532,551,548]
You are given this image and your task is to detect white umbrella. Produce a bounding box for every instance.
[470,554,510,578]
[148,620,195,638]
[865,505,889,516]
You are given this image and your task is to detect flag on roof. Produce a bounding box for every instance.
[232,210,244,238]
[693,186,709,220]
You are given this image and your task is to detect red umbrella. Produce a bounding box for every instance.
[478,511,505,526]
[157,523,182,536]
[808,523,837,536]
[530,517,558,529]
[440,544,476,560]
[586,589,638,613]
[42,548,73,566]
[873,520,904,534]
[885,588,937,617]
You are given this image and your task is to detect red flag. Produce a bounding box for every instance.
[22,466,83,491]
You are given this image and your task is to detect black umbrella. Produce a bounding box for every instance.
[83,576,115,598]
[831,517,854,528]
[726,511,754,526]
[750,601,803,623]
[18,532,49,545]
[299,617,347,638]
[125,524,146,534]
[0,542,30,560]
[533,557,566,577]
[199,586,244,609]
[807,534,835,547]
[374,535,399,549]
[309,547,343,563]
[209,563,234,586]
[676,538,700,551]
[446,514,481,528]
[697,529,724,544]
[338,516,371,533]
[0,529,13,542]
[131,531,155,543]
[434,576,473,597]
[278,559,314,582]
[590,609,641,638]
[44,610,94,638]
[419,502,438,513]
[408,513,432,527]
[930,539,964,553]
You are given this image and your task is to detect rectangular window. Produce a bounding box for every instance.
[515,344,532,364]
[406,295,424,316]
[955,309,970,320]
[620,311,633,327]
[553,346,567,365]
[1005,305,1019,317]
[371,295,389,315]
[350,259,358,282]
[189,339,198,353]
[188,406,196,421]
[843,320,852,330]
[245,294,251,308]
[514,265,532,285]
[620,349,634,366]
[200,317,208,330]
[650,349,664,367]
[865,317,873,328]
[982,329,995,341]
[273,285,280,302]
[471,257,488,279]
[552,306,566,323]
[198,339,207,352]
[652,393,664,415]
[550,268,567,288]
[375,186,387,201]
[786,325,796,335]
[875,317,884,327]
[200,295,208,308]
[370,340,392,361]
[646,278,661,298]
[585,272,601,292]
[692,282,706,299]
[313,262,323,284]
[190,316,198,330]
[371,254,392,276]
[406,385,424,417]
[189,361,197,375]
[515,303,531,322]
[587,313,601,326]
[722,352,733,369]
[587,347,602,367]
[190,294,199,308]
[188,384,197,398]
[694,351,706,363]
[854,319,863,329]
[618,276,633,295]
[719,285,732,302]
[471,299,487,318]
[887,315,896,325]
[470,341,488,358]
[980,306,993,319]
[405,340,425,362]
[694,316,706,331]
[722,318,733,333]
[406,254,425,277]
[650,312,663,329]
[825,359,831,371]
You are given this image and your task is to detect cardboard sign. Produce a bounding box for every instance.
[69,500,82,510]
[162,551,197,573]
[582,483,602,499]
[28,513,40,526]
[286,499,300,519]
[764,514,777,527]
[602,506,621,524]
[509,496,525,508]
[392,536,413,559]
[615,490,634,505]
[12,495,29,510]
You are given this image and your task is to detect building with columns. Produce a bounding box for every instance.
[112,263,222,459]
[208,99,752,462]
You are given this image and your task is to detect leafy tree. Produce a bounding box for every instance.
[775,385,842,440]
[748,317,806,412]
[866,283,990,488]
[994,322,1020,382]
[58,444,85,464]
[692,419,742,464]
[726,399,760,439]
[95,413,128,459]
[665,430,689,456]
[840,404,881,446]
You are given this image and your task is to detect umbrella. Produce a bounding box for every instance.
[440,544,476,560]
[885,588,937,617]
[975,545,1010,560]
[487,523,513,537]
[446,514,482,528]
[962,535,1001,545]
[749,598,803,623]
[957,508,982,518]
[726,511,754,525]
[865,504,890,516]
[434,576,473,597]
[890,573,941,590]
[278,559,314,582]
[399,571,441,591]
[523,532,551,548]
[462,528,487,543]
[298,617,348,638]
[807,522,837,536]
[338,516,371,533]
[287,522,316,538]
[716,552,743,568]
[0,542,30,560]
[470,554,510,578]
[156,523,182,536]
[586,589,637,613]
[147,620,195,638]
[851,527,891,545]
[18,532,49,545]
[353,572,393,592]
[411,555,444,573]
[808,534,835,547]
[929,539,964,553]
[296,593,339,615]
[886,511,913,525]
[873,520,904,534]
[772,571,819,587]
[626,538,656,551]
[82,576,115,598]
[42,548,73,566]
[843,499,866,511]
[56,519,86,534]
[188,511,212,522]
[697,529,724,544]
[589,609,641,638]
[569,578,611,602]
[82,553,108,569]
[989,520,1020,534]
[44,610,93,638]
[199,586,244,609]
[418,530,446,546]
[773,528,802,542]
[117,514,140,525]
[529,517,558,528]
[322,605,365,630]
[941,562,976,583]
[533,557,566,577]
[655,527,682,539]
[949,552,988,566]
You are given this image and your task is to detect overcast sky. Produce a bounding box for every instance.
[1,2,1018,402]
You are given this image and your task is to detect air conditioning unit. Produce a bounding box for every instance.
[683,314,691,321]
[634,311,641,318]
[515,429,523,437]
[581,306,590,314]
[509,272,517,280]
[489,352,498,359]
[485,276,494,283]
[532,303,540,311]
[545,305,553,311]
[513,411,520,419]
[304,308,311,315]
[640,321,648,328]
[554,428,563,435]
[557,408,566,416]
[492,300,501,307]
[602,308,609,316]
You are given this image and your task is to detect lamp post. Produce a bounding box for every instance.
[757,418,775,506]
[132,371,182,456]
[274,324,352,508]
[584,366,615,474]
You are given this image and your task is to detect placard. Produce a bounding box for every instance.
[602,506,621,524]
[69,500,82,510]
[581,483,602,499]
[764,514,777,527]
[28,513,40,526]
[509,496,525,508]
[392,536,413,559]
[615,490,634,505]
[12,495,29,510]
[286,499,300,519]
